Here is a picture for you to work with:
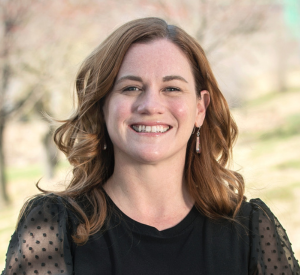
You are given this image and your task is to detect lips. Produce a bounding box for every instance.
[131,124,171,133]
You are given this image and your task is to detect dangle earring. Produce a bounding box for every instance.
[191,126,195,134]
[196,126,201,154]
[103,142,107,150]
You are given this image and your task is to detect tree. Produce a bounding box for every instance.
[155,0,269,105]
[0,0,37,206]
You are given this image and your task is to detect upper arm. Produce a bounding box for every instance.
[249,199,300,275]
[2,196,74,275]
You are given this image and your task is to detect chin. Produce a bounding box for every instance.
[132,151,167,164]
[116,144,186,165]
[131,147,186,165]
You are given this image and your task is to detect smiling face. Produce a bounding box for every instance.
[103,39,208,165]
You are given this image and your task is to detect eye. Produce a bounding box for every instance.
[124,86,140,91]
[122,86,142,95]
[164,87,181,92]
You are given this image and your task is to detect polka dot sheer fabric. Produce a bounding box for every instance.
[2,196,74,275]
[2,196,299,275]
[249,199,299,275]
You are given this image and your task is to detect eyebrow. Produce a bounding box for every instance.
[115,75,143,85]
[162,75,188,83]
[115,75,188,85]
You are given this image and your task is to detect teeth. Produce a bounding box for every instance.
[132,125,170,133]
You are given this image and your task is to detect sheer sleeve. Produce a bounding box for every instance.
[249,198,300,275]
[2,195,77,275]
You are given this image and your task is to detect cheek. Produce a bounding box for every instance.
[106,98,132,126]
[171,99,197,122]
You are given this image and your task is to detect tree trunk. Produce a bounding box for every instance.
[0,116,9,206]
[42,126,58,179]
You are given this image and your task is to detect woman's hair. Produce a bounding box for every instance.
[20,17,245,244]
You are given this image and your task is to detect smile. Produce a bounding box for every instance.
[131,125,170,133]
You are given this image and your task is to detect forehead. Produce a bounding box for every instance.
[116,39,194,80]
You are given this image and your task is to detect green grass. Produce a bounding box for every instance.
[237,113,300,144]
[6,160,71,182]
[244,91,279,108]
[238,112,300,157]
[261,182,300,201]
[6,165,43,182]
[274,159,300,170]
[259,113,300,141]
[244,88,300,108]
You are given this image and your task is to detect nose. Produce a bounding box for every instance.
[135,89,165,115]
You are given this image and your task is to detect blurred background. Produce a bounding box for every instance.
[0,0,299,270]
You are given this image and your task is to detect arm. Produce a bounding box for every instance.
[249,199,300,275]
[2,195,74,275]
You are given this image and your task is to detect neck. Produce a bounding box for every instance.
[103,154,194,230]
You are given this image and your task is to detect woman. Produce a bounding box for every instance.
[2,17,299,275]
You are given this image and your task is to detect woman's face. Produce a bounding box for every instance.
[103,39,208,165]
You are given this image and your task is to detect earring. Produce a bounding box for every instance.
[103,142,107,150]
[196,127,201,154]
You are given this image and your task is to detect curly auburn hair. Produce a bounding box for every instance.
[21,17,245,244]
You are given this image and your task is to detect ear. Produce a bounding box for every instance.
[195,90,210,127]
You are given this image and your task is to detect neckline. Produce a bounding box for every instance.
[103,189,199,238]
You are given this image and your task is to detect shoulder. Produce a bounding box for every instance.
[19,193,80,234]
[237,198,273,219]
[23,193,70,210]
[233,198,277,234]
[239,198,284,233]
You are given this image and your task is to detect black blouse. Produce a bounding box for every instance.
[2,194,300,275]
